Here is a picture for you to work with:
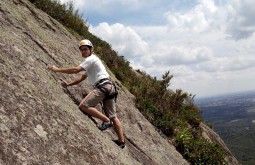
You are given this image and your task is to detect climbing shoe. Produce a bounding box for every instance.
[112,140,126,149]
[98,121,113,131]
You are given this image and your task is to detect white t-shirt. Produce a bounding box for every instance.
[79,54,109,85]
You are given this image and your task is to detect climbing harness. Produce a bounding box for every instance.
[95,78,118,102]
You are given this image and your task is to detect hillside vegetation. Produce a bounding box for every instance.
[29,0,230,164]
[198,92,255,165]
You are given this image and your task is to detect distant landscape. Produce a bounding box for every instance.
[195,91,255,165]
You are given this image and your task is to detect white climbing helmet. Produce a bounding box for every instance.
[79,39,93,48]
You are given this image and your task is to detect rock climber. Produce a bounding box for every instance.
[47,39,125,148]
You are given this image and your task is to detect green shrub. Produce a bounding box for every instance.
[180,106,202,127]
[29,0,88,36]
[175,129,227,165]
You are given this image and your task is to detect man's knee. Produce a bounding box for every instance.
[108,114,117,120]
[111,116,121,124]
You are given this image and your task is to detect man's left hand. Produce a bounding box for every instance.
[60,78,68,88]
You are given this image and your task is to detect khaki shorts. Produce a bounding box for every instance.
[79,84,116,119]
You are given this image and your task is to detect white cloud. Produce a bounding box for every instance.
[152,46,213,65]
[165,0,218,33]
[225,0,255,39]
[164,0,255,39]
[197,55,255,72]
[90,23,148,58]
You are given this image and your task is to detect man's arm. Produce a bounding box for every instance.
[47,65,84,74]
[60,74,87,87]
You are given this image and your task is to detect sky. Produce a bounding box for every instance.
[60,0,255,98]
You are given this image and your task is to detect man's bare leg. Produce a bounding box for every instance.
[111,117,125,143]
[82,107,110,122]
